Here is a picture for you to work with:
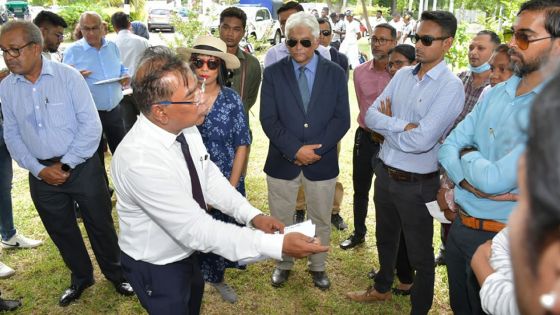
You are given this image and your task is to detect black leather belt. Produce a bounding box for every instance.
[382,163,439,182]
[360,127,384,144]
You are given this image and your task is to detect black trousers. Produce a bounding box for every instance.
[122,251,204,315]
[446,218,496,315]
[29,155,123,288]
[352,127,380,238]
[119,94,140,133]
[373,164,438,315]
[97,107,125,186]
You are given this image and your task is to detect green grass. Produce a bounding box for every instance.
[1,40,451,314]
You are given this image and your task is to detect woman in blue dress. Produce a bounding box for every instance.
[182,36,250,303]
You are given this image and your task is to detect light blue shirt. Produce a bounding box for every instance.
[365,61,464,174]
[63,38,127,111]
[0,58,102,177]
[291,53,318,95]
[439,75,545,222]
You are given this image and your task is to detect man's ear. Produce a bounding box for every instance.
[151,105,169,125]
[443,36,454,54]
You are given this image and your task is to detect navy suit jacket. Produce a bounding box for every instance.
[260,53,350,181]
[329,47,349,79]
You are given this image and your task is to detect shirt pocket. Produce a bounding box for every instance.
[46,102,73,128]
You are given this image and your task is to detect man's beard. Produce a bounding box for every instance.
[510,48,548,77]
[47,45,59,53]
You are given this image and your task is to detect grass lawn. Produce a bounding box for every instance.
[0,40,452,314]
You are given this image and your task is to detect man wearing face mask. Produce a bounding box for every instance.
[435,30,500,267]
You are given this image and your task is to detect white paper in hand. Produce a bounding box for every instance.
[426,201,451,224]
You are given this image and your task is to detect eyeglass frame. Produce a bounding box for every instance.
[152,80,205,107]
[0,42,35,58]
[411,34,449,46]
[503,29,553,50]
[319,30,332,37]
[370,36,393,46]
[190,57,221,70]
[286,38,313,48]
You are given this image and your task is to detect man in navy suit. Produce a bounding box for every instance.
[260,12,350,290]
[318,17,349,78]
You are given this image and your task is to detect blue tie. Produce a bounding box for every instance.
[297,66,310,111]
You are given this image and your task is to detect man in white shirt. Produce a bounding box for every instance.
[339,10,361,69]
[369,10,387,29]
[112,46,328,315]
[264,1,331,68]
[111,11,150,132]
[389,12,405,44]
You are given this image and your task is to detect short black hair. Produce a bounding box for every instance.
[111,12,130,31]
[317,17,331,30]
[377,10,383,14]
[477,30,501,46]
[277,1,304,15]
[33,10,67,28]
[329,12,337,19]
[374,23,397,39]
[220,7,247,29]
[420,10,457,38]
[494,43,510,54]
[389,44,416,62]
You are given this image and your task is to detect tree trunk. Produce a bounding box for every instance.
[449,0,454,13]
[432,0,437,10]
[391,0,397,14]
[360,0,372,34]
[418,0,424,18]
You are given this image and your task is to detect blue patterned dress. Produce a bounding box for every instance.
[198,87,251,283]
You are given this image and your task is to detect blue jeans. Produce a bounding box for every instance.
[0,142,15,241]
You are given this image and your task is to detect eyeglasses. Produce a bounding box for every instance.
[190,57,220,70]
[371,36,391,46]
[154,88,204,107]
[0,42,34,58]
[411,34,449,46]
[80,26,101,33]
[320,30,332,37]
[286,38,312,48]
[503,29,552,50]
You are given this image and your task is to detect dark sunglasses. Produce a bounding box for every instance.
[320,30,332,37]
[503,29,552,50]
[286,38,312,48]
[190,57,220,70]
[411,34,449,46]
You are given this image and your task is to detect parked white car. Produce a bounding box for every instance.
[235,5,282,45]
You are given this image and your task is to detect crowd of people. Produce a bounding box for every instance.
[0,0,558,314]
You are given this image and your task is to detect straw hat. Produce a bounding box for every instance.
[177,35,240,69]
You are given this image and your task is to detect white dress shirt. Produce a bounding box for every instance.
[114,29,150,77]
[111,114,284,265]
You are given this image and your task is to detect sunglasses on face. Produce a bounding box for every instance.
[320,30,332,37]
[503,29,552,50]
[190,57,220,70]
[411,34,449,46]
[286,38,312,48]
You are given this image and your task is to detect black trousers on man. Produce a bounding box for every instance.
[29,155,124,288]
[373,163,438,315]
[122,251,204,315]
[446,218,496,315]
[97,106,126,186]
[352,127,380,238]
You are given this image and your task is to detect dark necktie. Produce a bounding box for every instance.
[176,134,207,211]
[297,66,310,111]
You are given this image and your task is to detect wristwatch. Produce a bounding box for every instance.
[61,163,71,172]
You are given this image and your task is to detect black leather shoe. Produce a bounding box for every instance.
[59,281,94,307]
[392,287,412,296]
[310,271,330,290]
[0,297,21,311]
[340,234,365,250]
[113,282,135,296]
[271,268,290,287]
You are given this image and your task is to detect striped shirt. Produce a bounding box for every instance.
[480,228,520,315]
[0,58,102,177]
[453,71,490,128]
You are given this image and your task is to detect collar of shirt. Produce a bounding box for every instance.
[412,60,447,80]
[291,52,319,75]
[503,74,548,99]
[368,58,389,73]
[79,37,108,51]
[137,114,179,150]
[234,47,246,61]
[12,57,54,84]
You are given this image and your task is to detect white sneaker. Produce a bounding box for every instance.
[1,233,43,249]
[0,262,15,278]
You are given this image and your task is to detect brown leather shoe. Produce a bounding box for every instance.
[346,286,392,302]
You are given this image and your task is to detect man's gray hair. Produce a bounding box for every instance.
[79,11,103,26]
[285,12,320,39]
[0,20,43,47]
